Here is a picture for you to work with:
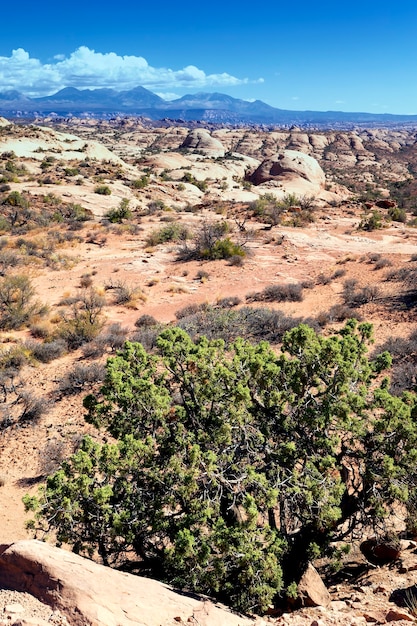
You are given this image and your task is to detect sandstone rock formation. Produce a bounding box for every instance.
[180,129,225,157]
[0,540,266,626]
[247,150,326,189]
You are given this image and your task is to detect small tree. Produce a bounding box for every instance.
[0,275,46,329]
[57,289,105,349]
[26,322,417,614]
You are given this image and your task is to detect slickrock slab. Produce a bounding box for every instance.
[0,540,266,626]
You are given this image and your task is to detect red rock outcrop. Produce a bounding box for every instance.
[0,540,266,626]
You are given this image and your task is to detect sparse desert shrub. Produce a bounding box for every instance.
[388,206,407,223]
[104,198,132,223]
[390,363,417,395]
[228,254,245,267]
[246,283,304,304]
[195,270,209,281]
[2,190,29,209]
[56,289,105,350]
[332,268,347,279]
[175,302,208,320]
[105,280,145,307]
[17,390,49,424]
[205,238,245,260]
[131,175,150,189]
[39,438,69,477]
[0,250,19,276]
[135,314,158,328]
[385,266,417,285]
[0,275,47,330]
[316,273,333,285]
[144,200,165,215]
[250,193,284,225]
[94,185,111,195]
[58,362,106,395]
[176,305,306,345]
[374,331,417,395]
[181,172,208,192]
[96,323,129,353]
[145,223,190,247]
[358,210,384,231]
[301,279,315,289]
[216,296,241,308]
[0,345,28,371]
[30,322,51,339]
[81,335,109,359]
[178,221,245,261]
[342,279,380,307]
[25,339,66,363]
[374,257,392,270]
[79,274,93,289]
[59,202,91,222]
[316,304,363,327]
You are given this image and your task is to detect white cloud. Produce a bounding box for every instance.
[0,47,262,96]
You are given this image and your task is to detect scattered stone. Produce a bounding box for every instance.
[386,608,414,621]
[297,563,331,608]
[330,600,349,611]
[360,537,402,565]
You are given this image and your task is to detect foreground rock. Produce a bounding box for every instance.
[0,540,266,626]
[296,563,331,608]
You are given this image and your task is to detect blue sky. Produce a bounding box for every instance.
[1,0,416,114]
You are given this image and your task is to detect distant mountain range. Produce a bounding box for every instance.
[1,86,417,127]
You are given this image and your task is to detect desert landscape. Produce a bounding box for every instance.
[0,114,417,625]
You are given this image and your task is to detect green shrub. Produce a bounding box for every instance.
[131,176,150,189]
[202,237,245,260]
[358,210,384,231]
[146,223,190,247]
[388,205,407,223]
[104,199,132,223]
[178,221,245,261]
[94,185,111,196]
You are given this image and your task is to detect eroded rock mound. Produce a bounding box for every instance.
[0,540,265,626]
[180,129,225,157]
[248,149,326,188]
